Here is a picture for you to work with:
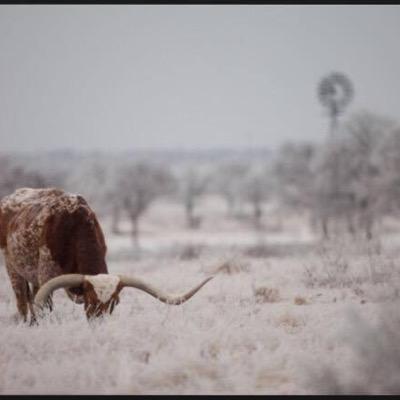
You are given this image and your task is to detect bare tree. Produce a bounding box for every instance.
[345,112,392,237]
[313,111,395,239]
[114,162,176,245]
[241,170,270,230]
[0,155,50,198]
[178,167,209,229]
[213,161,250,217]
[273,142,316,210]
[379,127,400,217]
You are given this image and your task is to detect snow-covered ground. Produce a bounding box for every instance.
[1,197,400,394]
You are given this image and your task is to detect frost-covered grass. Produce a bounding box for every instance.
[1,199,400,394]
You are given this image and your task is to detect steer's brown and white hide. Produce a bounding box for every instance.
[0,188,108,323]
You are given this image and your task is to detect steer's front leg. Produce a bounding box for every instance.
[6,264,30,323]
[37,245,64,315]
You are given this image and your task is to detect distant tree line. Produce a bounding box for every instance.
[1,109,399,243]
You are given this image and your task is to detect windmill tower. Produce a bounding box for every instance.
[317,72,354,237]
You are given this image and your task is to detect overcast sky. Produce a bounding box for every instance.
[0,5,399,153]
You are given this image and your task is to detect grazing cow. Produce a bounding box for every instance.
[0,188,213,324]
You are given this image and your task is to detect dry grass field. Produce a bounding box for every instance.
[1,196,400,395]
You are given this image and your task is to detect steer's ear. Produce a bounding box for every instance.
[82,280,98,308]
[116,281,124,295]
[109,283,123,314]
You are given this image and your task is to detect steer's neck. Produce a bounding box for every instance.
[74,212,108,275]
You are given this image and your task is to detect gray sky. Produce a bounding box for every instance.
[1,5,400,152]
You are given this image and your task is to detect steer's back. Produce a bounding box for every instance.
[1,188,81,246]
[0,188,100,283]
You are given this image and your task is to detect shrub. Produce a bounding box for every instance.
[253,286,280,303]
[301,302,400,394]
[215,260,250,275]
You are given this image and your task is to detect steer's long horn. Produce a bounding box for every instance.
[34,274,85,307]
[118,275,214,305]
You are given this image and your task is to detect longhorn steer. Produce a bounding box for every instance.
[0,188,213,324]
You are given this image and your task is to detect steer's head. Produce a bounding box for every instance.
[82,275,123,318]
[34,273,214,320]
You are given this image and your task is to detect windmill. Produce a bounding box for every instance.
[316,72,355,237]
[318,72,354,138]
